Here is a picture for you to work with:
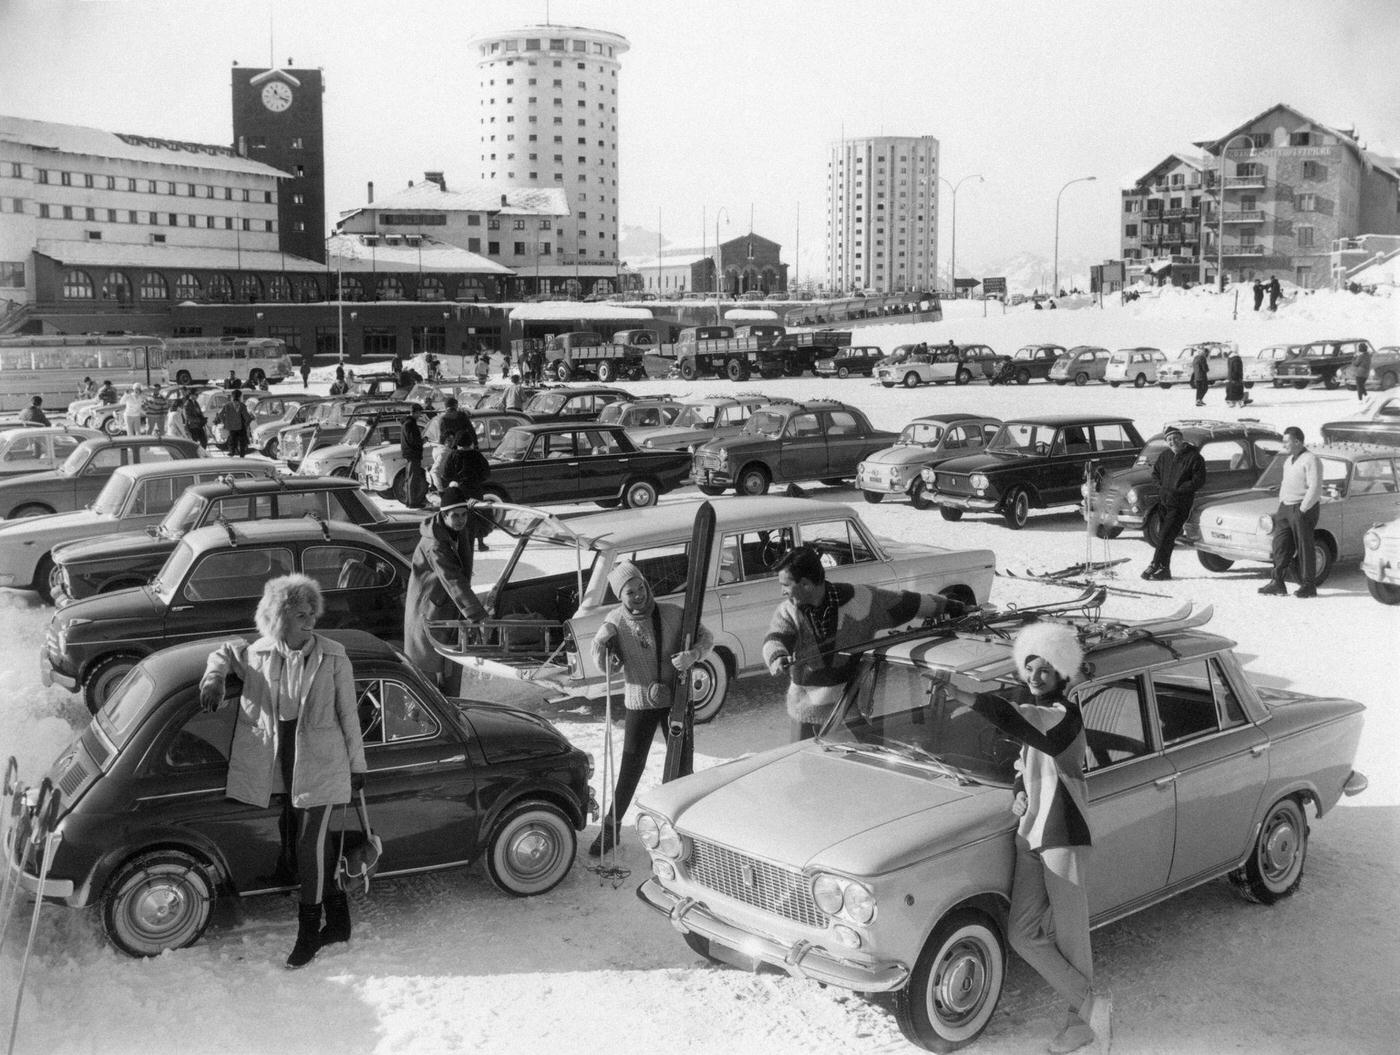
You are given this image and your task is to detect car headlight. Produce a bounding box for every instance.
[636,813,659,849]
[715,450,729,468]
[643,438,654,448]
[1125,486,1140,508]
[636,813,685,859]
[810,872,876,924]
[1079,482,1091,498]
[969,473,989,490]
[1258,513,1274,532]
[1365,528,1382,551]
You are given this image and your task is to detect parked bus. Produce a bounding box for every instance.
[0,334,163,415]
[161,336,295,386]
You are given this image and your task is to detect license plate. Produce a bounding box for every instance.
[1208,531,1230,540]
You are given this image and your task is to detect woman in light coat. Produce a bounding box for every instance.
[200,574,367,969]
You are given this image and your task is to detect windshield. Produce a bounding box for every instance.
[153,539,198,601]
[161,492,206,538]
[91,474,134,516]
[1253,453,1351,494]
[597,404,624,425]
[673,404,719,428]
[343,420,373,446]
[95,667,159,747]
[491,428,534,462]
[899,422,944,446]
[989,422,1055,454]
[1136,438,1168,467]
[745,411,787,437]
[526,392,569,414]
[58,445,90,476]
[824,658,1020,786]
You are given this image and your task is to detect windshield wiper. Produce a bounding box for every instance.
[881,740,978,784]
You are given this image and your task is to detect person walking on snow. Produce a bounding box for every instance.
[1252,280,1264,311]
[1190,347,1210,407]
[1353,345,1372,401]
[1267,275,1282,311]
[588,560,714,856]
[1225,349,1250,407]
[969,622,1111,1054]
[403,485,488,688]
[1259,426,1322,599]
[1141,425,1207,581]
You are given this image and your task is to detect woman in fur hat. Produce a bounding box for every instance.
[588,560,714,856]
[971,620,1112,1054]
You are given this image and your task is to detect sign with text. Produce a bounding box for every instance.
[982,276,1007,295]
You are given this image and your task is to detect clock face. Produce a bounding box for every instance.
[261,81,293,112]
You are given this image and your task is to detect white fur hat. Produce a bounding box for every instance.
[1012,621,1085,681]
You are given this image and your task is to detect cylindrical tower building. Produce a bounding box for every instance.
[468,24,630,273]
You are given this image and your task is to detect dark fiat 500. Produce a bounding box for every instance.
[14,631,593,957]
[42,519,410,712]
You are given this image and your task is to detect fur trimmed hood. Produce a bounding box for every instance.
[1012,621,1085,681]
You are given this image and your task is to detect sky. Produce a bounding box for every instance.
[2,0,1398,283]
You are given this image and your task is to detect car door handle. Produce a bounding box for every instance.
[1154,774,1177,788]
[718,592,741,599]
[1250,743,1269,757]
[170,604,192,612]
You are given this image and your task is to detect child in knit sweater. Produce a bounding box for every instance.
[589,560,714,856]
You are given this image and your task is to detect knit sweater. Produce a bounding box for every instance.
[592,601,714,710]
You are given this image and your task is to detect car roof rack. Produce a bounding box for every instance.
[303,511,333,540]
[214,516,238,547]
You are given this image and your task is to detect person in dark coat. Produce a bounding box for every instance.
[328,366,349,396]
[1141,425,1208,581]
[440,426,492,552]
[435,397,470,447]
[1252,280,1264,312]
[1190,348,1210,407]
[223,370,242,390]
[97,379,118,405]
[404,485,487,688]
[1353,345,1372,401]
[17,396,49,426]
[399,404,428,509]
[218,389,253,455]
[1267,276,1282,311]
[1225,349,1251,407]
[299,349,313,388]
[181,389,208,447]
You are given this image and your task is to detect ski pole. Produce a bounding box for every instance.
[7,784,62,1055]
[600,652,618,873]
[0,758,20,918]
[0,788,37,960]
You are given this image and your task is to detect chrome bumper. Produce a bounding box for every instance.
[1343,770,1368,797]
[636,877,909,993]
[4,828,74,899]
[930,493,998,513]
[39,652,78,691]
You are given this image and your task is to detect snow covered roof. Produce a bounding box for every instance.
[625,251,706,271]
[0,115,290,178]
[35,239,325,272]
[506,302,653,321]
[340,181,569,219]
[723,308,780,321]
[326,234,512,274]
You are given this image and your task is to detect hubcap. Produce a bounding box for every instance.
[509,825,557,879]
[932,938,988,1021]
[1262,814,1298,881]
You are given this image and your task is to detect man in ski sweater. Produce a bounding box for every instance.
[762,546,963,740]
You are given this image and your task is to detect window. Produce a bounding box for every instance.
[604,543,689,601]
[1075,677,1150,770]
[183,548,294,602]
[1295,193,1315,211]
[63,270,95,299]
[1198,439,1251,472]
[716,526,795,585]
[1090,423,1135,451]
[173,272,201,299]
[163,703,237,770]
[302,546,397,592]
[1151,656,1246,744]
[1296,226,1314,248]
[1289,131,1311,146]
[357,680,439,746]
[1125,224,1138,238]
[1302,161,1326,180]
[488,241,500,255]
[138,271,168,301]
[797,515,875,567]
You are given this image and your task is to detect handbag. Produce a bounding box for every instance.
[334,788,383,895]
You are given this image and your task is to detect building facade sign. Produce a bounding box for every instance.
[1226,146,1337,159]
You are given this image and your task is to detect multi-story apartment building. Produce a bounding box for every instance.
[1122,104,1400,289]
[467,24,629,279]
[826,136,939,294]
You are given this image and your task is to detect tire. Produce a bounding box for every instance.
[1001,488,1029,530]
[1094,524,1124,540]
[955,369,972,386]
[1197,550,1234,573]
[85,653,141,714]
[1054,379,1067,386]
[102,850,216,957]
[688,652,731,725]
[485,800,576,897]
[1322,373,1339,390]
[8,503,56,520]
[837,366,850,379]
[724,358,746,383]
[1134,373,1147,388]
[736,464,770,497]
[175,370,192,385]
[1109,381,1120,388]
[892,909,1006,1053]
[596,360,616,383]
[33,553,54,604]
[939,507,963,522]
[330,466,352,478]
[622,478,658,509]
[555,361,574,382]
[391,469,407,505]
[696,484,727,497]
[261,438,279,457]
[1382,370,1398,390]
[1143,507,1165,550]
[1244,381,1255,390]
[101,415,120,436]
[881,382,896,389]
[679,358,698,382]
[1295,537,1335,586]
[1074,372,1089,387]
[903,372,921,389]
[1272,380,1285,389]
[594,498,621,509]
[1233,797,1307,905]
[1293,379,1309,390]
[1159,383,1173,390]
[909,477,932,511]
[247,369,266,386]
[819,478,846,487]
[1366,577,1400,605]
[1015,369,1030,386]
[862,490,883,504]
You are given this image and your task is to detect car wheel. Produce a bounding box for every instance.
[261,438,279,457]
[1244,381,1256,390]
[596,360,616,383]
[1134,373,1148,388]
[1109,381,1120,388]
[101,415,120,436]
[1366,577,1400,605]
[679,358,698,382]
[1197,550,1234,573]
[909,477,933,511]
[103,850,216,957]
[33,553,55,604]
[1054,379,1067,386]
[736,465,770,496]
[939,507,963,522]
[554,361,574,383]
[893,909,1005,1053]
[9,503,57,519]
[697,484,727,497]
[1143,508,1165,550]
[1159,383,1173,390]
[1293,379,1310,390]
[955,369,972,386]
[622,479,658,509]
[175,370,193,385]
[862,490,883,504]
[1295,536,1335,586]
[1382,370,1398,390]
[85,653,141,714]
[1094,524,1124,540]
[485,800,576,897]
[1015,368,1030,386]
[903,372,920,389]
[1232,797,1307,905]
[1074,372,1089,387]
[725,358,746,382]
[837,365,850,379]
[330,466,352,478]
[1322,373,1340,390]
[881,382,895,389]
[1001,488,1030,530]
[689,653,731,725]
[390,469,407,504]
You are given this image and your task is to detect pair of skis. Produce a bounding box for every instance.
[0,757,64,1055]
[998,558,1170,599]
[662,502,716,784]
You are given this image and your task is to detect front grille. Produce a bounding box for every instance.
[936,472,970,493]
[56,753,89,799]
[686,838,829,929]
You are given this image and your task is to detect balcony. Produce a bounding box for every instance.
[1221,210,1265,224]
[1222,243,1265,256]
[1225,174,1267,189]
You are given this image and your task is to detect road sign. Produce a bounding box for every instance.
[983,276,1007,296]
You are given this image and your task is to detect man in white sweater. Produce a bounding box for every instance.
[1260,426,1323,598]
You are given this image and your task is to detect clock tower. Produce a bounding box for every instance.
[231,63,326,263]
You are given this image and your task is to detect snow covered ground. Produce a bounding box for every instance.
[1,288,1397,1055]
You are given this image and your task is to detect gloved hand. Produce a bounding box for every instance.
[941,597,969,622]
[767,654,792,677]
[1011,791,1028,818]
[350,771,367,793]
[671,649,700,671]
[199,679,225,713]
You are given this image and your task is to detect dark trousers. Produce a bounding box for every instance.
[1193,378,1209,403]
[276,719,337,905]
[605,706,670,825]
[227,428,248,457]
[1356,373,1369,400]
[1270,502,1319,586]
[187,425,207,448]
[1150,503,1192,570]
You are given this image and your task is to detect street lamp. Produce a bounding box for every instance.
[1214,133,1257,292]
[1054,176,1097,296]
[714,206,730,322]
[939,174,984,298]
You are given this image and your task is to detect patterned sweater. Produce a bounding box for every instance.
[591,601,714,711]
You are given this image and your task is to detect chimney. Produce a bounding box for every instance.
[367,181,374,204]
[501,193,508,207]
[424,171,446,191]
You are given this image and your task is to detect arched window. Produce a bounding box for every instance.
[562,278,582,298]
[207,274,235,303]
[416,276,445,301]
[336,274,366,301]
[593,278,614,295]
[238,274,262,302]
[456,277,486,302]
[100,271,132,302]
[173,272,202,300]
[377,275,404,300]
[267,275,292,302]
[139,271,169,301]
[295,275,321,302]
[63,269,95,299]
